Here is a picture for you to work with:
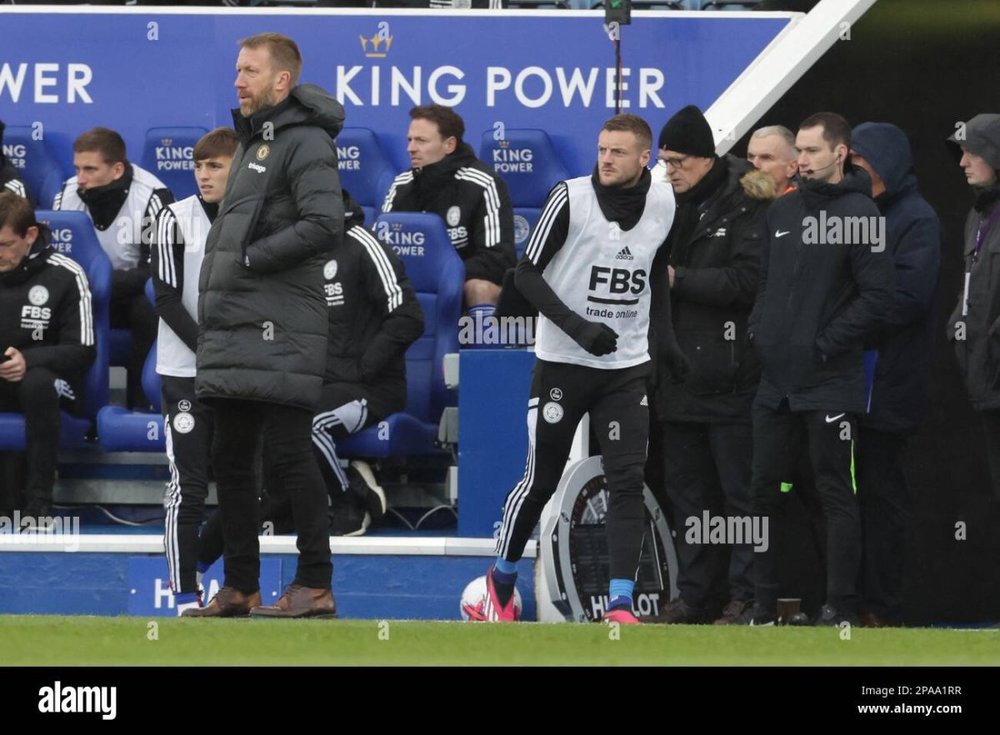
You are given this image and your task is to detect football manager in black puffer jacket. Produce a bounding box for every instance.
[190,33,344,620]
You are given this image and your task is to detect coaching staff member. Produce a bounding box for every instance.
[188,33,344,619]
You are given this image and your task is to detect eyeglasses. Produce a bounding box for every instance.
[660,155,690,170]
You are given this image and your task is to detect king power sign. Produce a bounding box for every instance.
[0,10,789,174]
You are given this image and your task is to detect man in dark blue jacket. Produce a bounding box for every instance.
[850,122,941,627]
[743,113,895,626]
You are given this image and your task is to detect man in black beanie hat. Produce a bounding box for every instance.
[649,104,774,624]
[946,113,1000,499]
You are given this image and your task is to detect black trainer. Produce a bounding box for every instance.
[813,604,859,627]
[733,603,777,626]
[347,460,387,524]
[19,499,54,532]
[329,495,371,537]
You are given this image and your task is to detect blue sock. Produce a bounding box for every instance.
[175,591,199,605]
[493,557,518,580]
[608,579,634,610]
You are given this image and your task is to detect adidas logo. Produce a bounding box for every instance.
[615,246,634,260]
[639,395,648,407]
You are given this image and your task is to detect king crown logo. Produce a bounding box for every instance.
[161,138,173,146]
[498,140,510,149]
[359,32,394,58]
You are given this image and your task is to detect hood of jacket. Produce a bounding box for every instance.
[232,83,345,143]
[947,113,1000,171]
[739,167,780,202]
[851,122,917,199]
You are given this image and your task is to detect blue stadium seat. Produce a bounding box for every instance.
[2,126,69,207]
[96,348,164,452]
[479,129,570,258]
[140,127,208,202]
[96,280,164,452]
[335,127,398,227]
[337,213,464,459]
[0,211,111,451]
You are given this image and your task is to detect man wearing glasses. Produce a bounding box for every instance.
[650,105,774,625]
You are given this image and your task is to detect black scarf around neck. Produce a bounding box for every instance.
[674,155,727,209]
[411,143,478,203]
[590,165,652,231]
[78,164,133,231]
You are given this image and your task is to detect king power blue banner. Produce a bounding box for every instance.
[0,10,790,184]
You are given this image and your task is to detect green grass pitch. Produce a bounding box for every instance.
[1,616,998,666]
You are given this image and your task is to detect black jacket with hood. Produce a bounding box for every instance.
[324,192,424,418]
[382,142,516,287]
[946,114,1000,411]
[749,168,895,413]
[655,155,772,422]
[196,84,345,411]
[851,122,941,432]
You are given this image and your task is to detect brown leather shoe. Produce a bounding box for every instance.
[182,587,261,618]
[859,611,890,628]
[250,584,337,619]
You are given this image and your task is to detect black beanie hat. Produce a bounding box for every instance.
[658,105,716,157]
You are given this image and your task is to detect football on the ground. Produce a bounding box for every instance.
[460,575,522,621]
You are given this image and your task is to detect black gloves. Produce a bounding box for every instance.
[564,314,619,356]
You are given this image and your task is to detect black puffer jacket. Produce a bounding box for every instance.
[750,169,895,413]
[656,155,772,422]
[196,85,345,411]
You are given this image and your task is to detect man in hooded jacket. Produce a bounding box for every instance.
[945,114,1000,505]
[189,33,344,619]
[850,122,941,627]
